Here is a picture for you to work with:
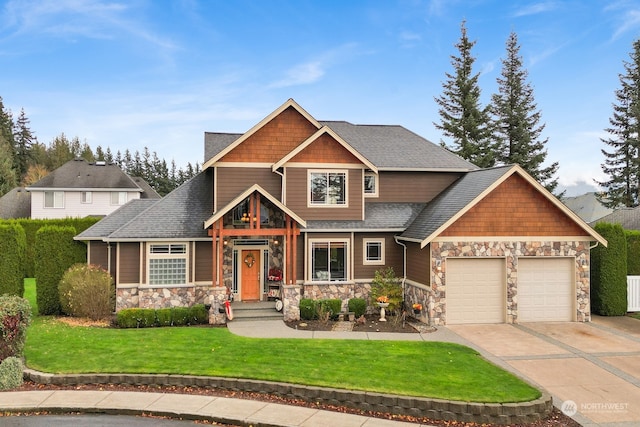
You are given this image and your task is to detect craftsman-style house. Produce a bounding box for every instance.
[76,99,605,325]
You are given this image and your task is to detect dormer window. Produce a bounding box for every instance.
[309,170,347,206]
[364,172,378,197]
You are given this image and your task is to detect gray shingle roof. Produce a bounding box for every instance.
[130,177,161,199]
[203,122,477,171]
[401,166,514,242]
[75,199,159,240]
[28,158,142,190]
[0,187,31,219]
[106,169,214,240]
[304,203,426,231]
[591,207,640,230]
[563,192,612,223]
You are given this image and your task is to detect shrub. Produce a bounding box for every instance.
[626,230,640,275]
[156,308,173,326]
[0,295,32,362]
[318,299,342,319]
[0,223,26,296]
[189,304,209,325]
[0,357,23,390]
[348,298,367,317]
[300,298,318,320]
[116,308,156,328]
[592,223,627,316]
[35,226,86,315]
[172,307,191,326]
[59,263,115,321]
[369,267,403,311]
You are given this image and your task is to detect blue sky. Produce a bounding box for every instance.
[1,1,640,195]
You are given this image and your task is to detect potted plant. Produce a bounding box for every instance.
[412,303,422,314]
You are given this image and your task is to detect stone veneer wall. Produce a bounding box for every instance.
[302,283,372,311]
[282,284,301,321]
[425,240,590,326]
[116,285,214,312]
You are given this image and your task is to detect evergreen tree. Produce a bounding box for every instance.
[491,31,560,194]
[0,134,17,196]
[104,147,114,164]
[596,39,640,208]
[46,133,75,169]
[434,20,495,168]
[13,108,36,179]
[0,97,15,154]
[95,145,105,161]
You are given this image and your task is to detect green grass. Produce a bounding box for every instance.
[629,312,640,320]
[23,278,38,315]
[25,316,540,403]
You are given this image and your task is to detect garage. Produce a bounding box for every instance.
[446,258,505,324]
[517,258,574,322]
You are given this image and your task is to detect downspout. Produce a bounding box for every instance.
[393,236,408,304]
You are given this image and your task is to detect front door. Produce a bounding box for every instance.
[241,249,261,300]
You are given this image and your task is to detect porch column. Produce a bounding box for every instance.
[210,225,218,286]
[218,219,224,289]
[292,221,297,285]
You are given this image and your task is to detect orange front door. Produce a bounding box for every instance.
[241,250,261,300]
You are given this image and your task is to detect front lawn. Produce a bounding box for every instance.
[25,316,540,403]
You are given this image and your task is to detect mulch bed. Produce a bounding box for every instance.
[285,313,428,333]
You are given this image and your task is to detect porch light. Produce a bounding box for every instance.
[435,259,442,270]
[241,213,249,223]
[223,238,228,246]
[273,238,279,245]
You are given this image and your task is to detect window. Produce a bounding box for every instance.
[44,191,64,208]
[111,191,127,205]
[364,172,378,197]
[233,199,269,225]
[363,239,385,265]
[81,191,92,204]
[148,243,188,285]
[311,241,347,281]
[309,171,347,206]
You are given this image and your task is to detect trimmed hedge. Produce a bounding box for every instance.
[34,226,87,315]
[318,299,342,319]
[0,357,23,390]
[626,230,640,275]
[116,305,209,328]
[0,223,26,296]
[300,298,318,320]
[592,223,627,316]
[348,298,367,317]
[0,295,32,362]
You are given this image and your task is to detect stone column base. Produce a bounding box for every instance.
[208,287,228,325]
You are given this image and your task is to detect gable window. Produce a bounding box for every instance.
[148,243,188,285]
[363,239,385,265]
[310,240,348,281]
[44,191,64,208]
[81,191,92,204]
[309,170,347,206]
[111,191,127,205]
[364,172,378,197]
[233,198,269,225]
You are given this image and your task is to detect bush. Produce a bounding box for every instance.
[318,299,342,319]
[156,308,173,326]
[59,264,115,321]
[348,298,367,317]
[0,357,23,390]
[369,267,403,311]
[35,226,86,315]
[626,230,640,275]
[116,308,156,328]
[0,295,32,362]
[189,304,209,325]
[0,223,26,296]
[300,298,317,320]
[172,307,191,326]
[592,223,627,316]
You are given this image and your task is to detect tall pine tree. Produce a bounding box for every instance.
[13,108,37,179]
[434,20,495,168]
[596,39,640,208]
[491,31,559,194]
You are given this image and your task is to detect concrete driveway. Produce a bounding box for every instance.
[447,316,640,427]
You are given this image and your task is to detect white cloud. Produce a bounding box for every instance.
[512,1,558,18]
[611,9,640,40]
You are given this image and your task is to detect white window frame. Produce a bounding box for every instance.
[111,191,127,206]
[309,239,349,282]
[44,191,64,209]
[308,170,348,207]
[363,238,385,265]
[147,243,189,286]
[364,172,378,197]
[81,191,92,204]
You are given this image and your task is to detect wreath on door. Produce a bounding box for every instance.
[244,252,256,268]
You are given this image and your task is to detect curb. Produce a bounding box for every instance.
[24,369,553,424]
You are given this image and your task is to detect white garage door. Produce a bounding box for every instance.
[518,258,573,322]
[446,258,505,324]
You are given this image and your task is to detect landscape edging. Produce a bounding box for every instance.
[23,369,552,424]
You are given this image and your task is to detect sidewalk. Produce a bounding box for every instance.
[1,320,444,426]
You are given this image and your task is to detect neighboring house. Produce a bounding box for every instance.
[563,192,613,223]
[591,206,640,230]
[0,187,31,219]
[26,159,160,219]
[76,99,605,325]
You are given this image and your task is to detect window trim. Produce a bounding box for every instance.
[81,191,92,204]
[308,238,349,282]
[44,191,64,209]
[147,242,189,286]
[363,238,385,265]
[308,169,348,207]
[364,172,378,197]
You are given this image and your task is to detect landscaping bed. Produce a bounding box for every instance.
[285,313,430,333]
